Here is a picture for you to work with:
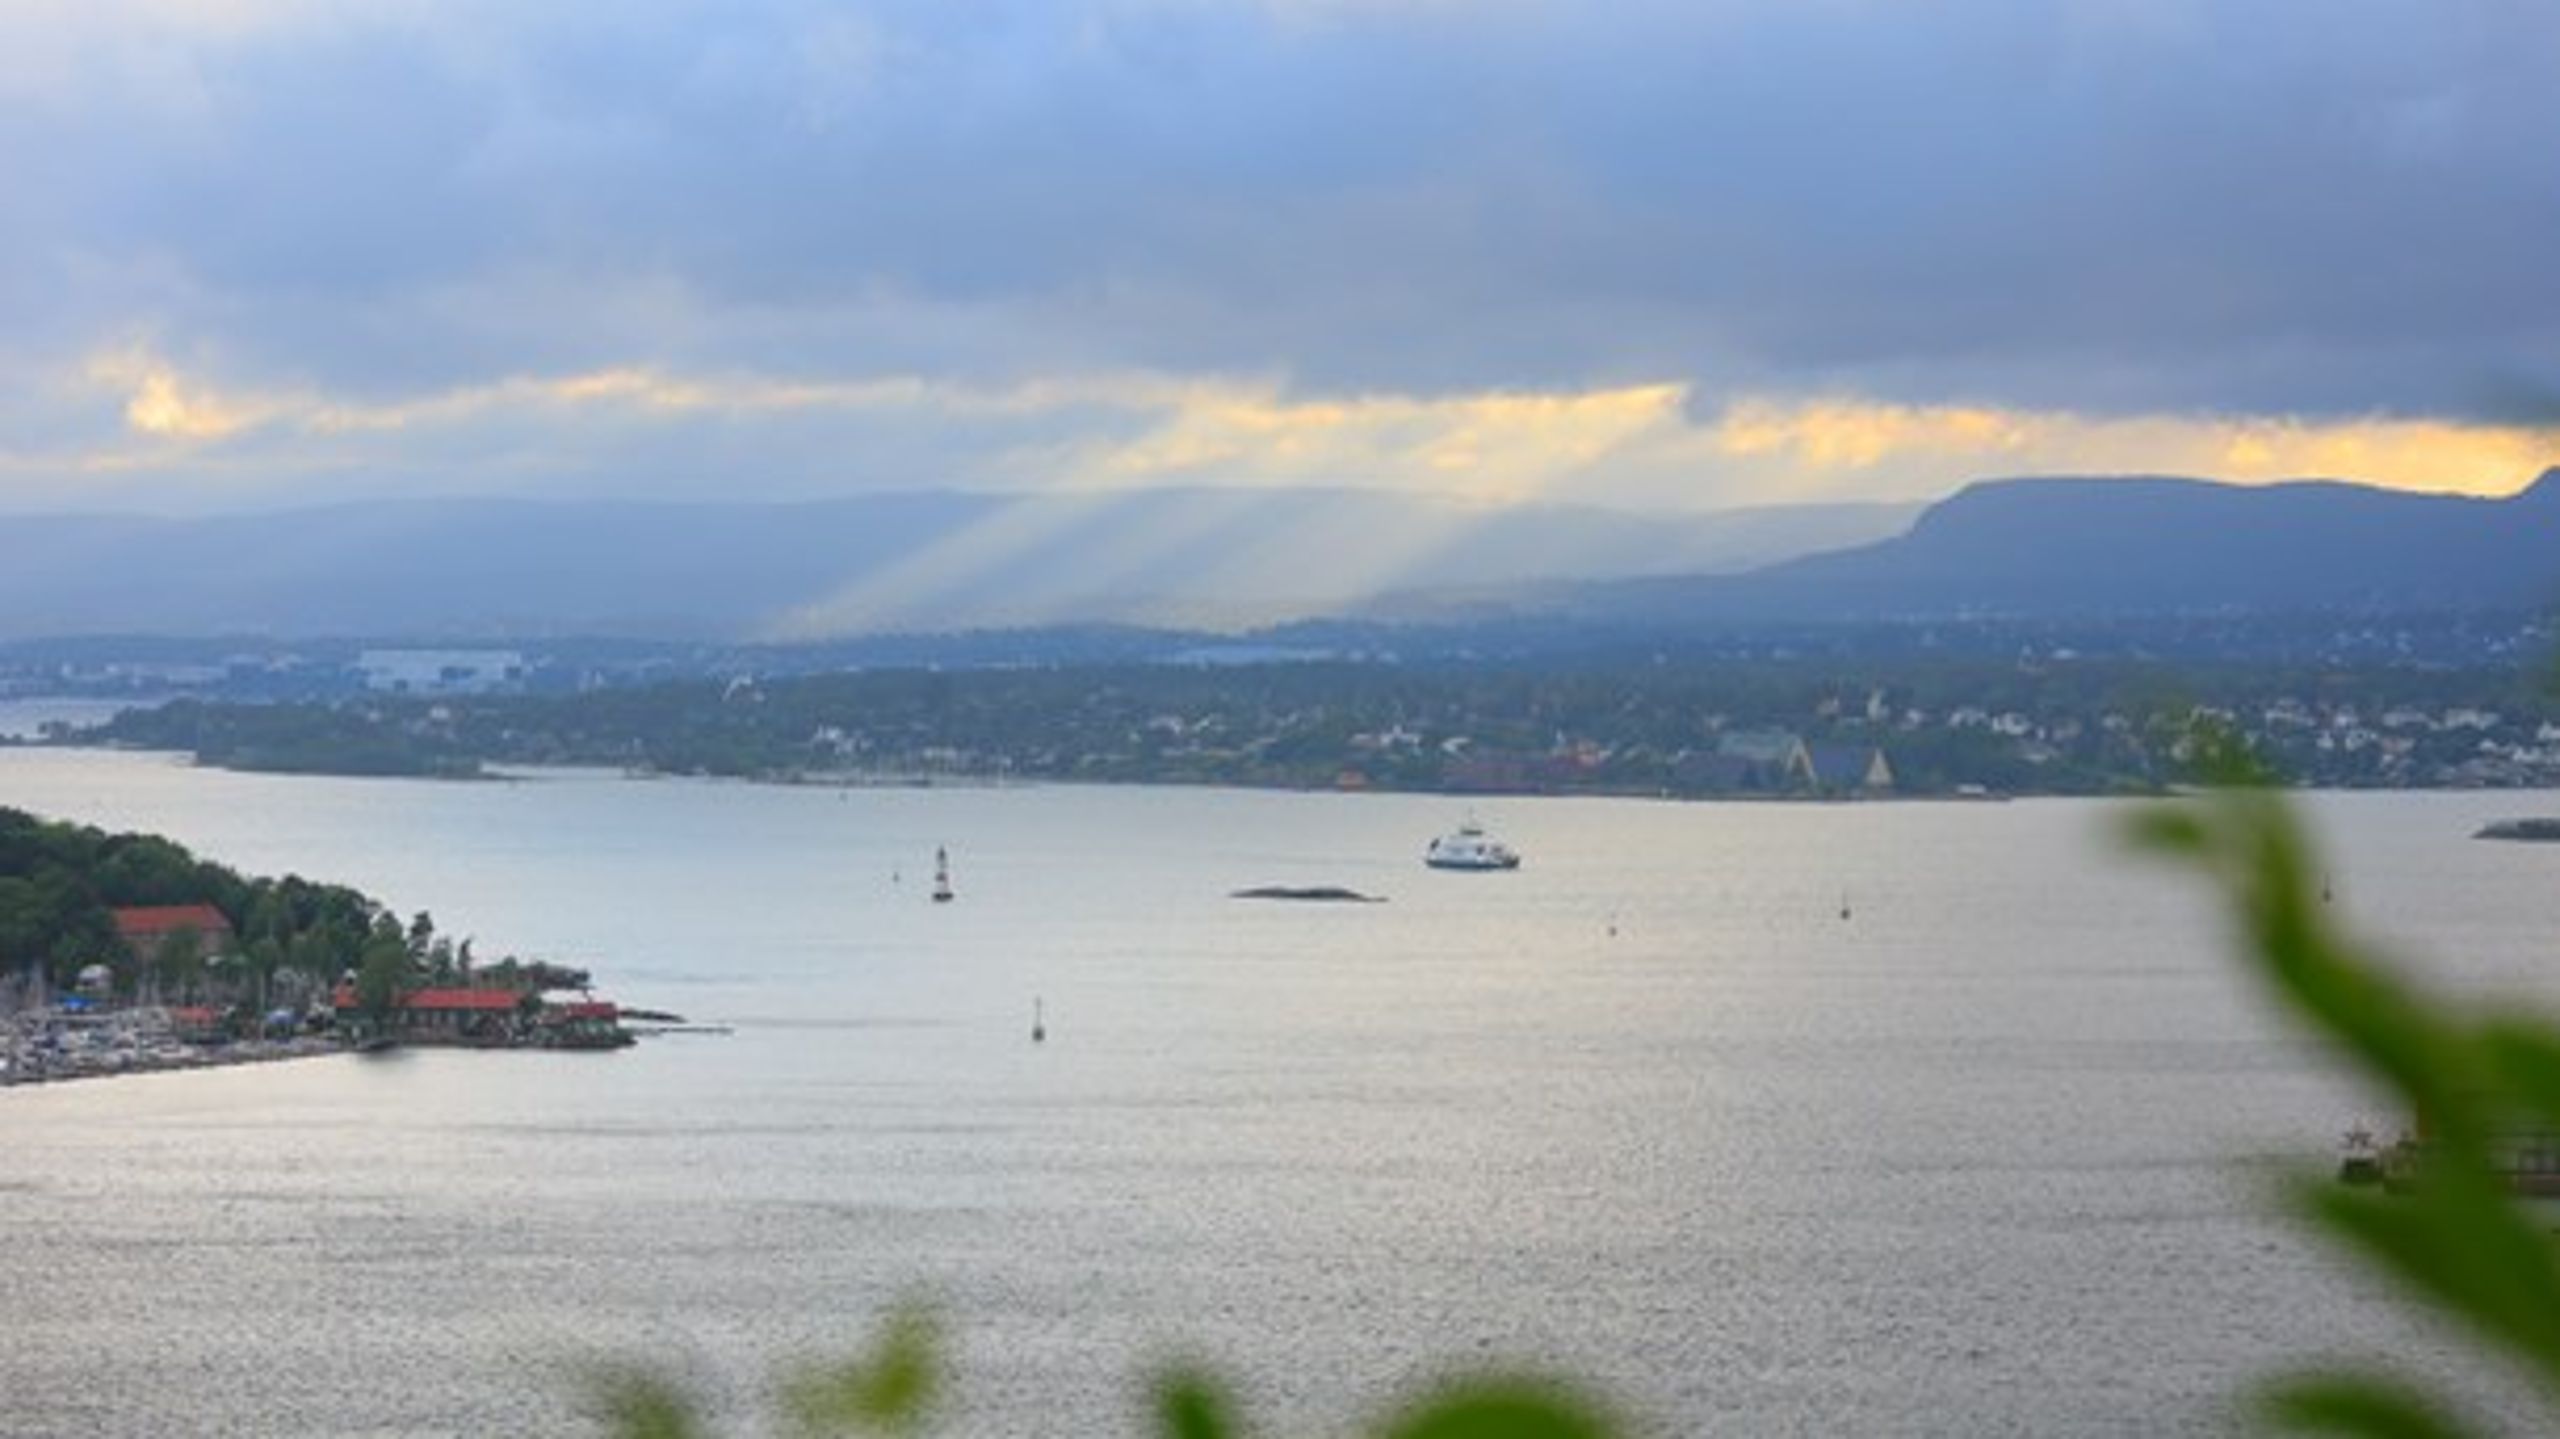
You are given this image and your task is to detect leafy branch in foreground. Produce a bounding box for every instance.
[2132,765,2560,1435]
[588,1304,1615,1438]
[778,1308,940,1436]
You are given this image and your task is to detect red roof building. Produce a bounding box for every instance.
[112,904,235,957]
[332,984,529,1043]
[402,988,525,1012]
[331,984,524,1013]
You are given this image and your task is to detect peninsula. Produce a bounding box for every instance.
[0,807,633,1085]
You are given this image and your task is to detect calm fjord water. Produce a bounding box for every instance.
[2,747,2554,1436]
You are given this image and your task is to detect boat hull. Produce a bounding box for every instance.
[1424,854,1520,871]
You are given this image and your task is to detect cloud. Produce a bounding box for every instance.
[4,1,2558,512]
[86,350,276,440]
[17,349,2550,518]
[1713,402,2031,472]
[1066,383,1687,504]
[1679,397,2560,504]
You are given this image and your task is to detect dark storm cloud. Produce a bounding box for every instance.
[7,0,2558,432]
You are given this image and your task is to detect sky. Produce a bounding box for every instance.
[3,0,2558,516]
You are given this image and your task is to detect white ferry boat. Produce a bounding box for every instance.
[1424,819,1521,871]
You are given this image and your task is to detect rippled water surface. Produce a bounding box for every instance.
[2,746,2555,1435]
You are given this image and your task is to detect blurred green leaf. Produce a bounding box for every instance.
[2300,1177,2560,1392]
[588,1365,704,1439]
[2130,788,2479,1138]
[781,1306,942,1436]
[2123,806,2208,852]
[2137,737,2560,1425]
[2477,1020,2560,1129]
[2260,1371,2481,1438]
[2176,712,2284,789]
[1371,1377,1615,1439]
[1153,1366,1242,1439]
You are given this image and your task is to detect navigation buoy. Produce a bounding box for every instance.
[1032,997,1046,1044]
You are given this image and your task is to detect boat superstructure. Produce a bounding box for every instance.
[1424,818,1520,871]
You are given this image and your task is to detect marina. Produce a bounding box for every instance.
[3,1004,341,1085]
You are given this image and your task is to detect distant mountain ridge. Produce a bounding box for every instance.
[1554,469,2560,624]
[0,489,1915,641]
[7,472,2546,645]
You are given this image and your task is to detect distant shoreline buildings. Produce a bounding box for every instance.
[356,649,527,696]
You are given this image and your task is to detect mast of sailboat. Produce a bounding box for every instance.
[932,845,953,902]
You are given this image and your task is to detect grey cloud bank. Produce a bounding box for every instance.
[2,0,2556,510]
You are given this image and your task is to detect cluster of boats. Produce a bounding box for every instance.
[2,1007,336,1085]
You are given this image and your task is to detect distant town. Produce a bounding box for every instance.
[22,619,2558,797]
[5,425,2555,803]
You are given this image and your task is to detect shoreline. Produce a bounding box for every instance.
[2,1032,346,1089]
[23,742,2134,802]
[24,742,2560,805]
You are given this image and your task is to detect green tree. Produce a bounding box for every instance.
[244,888,290,945]
[0,876,49,969]
[149,925,202,1004]
[244,935,286,1013]
[287,930,337,990]
[95,834,202,906]
[353,934,409,1032]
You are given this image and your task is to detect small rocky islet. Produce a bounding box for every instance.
[2475,817,2560,842]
